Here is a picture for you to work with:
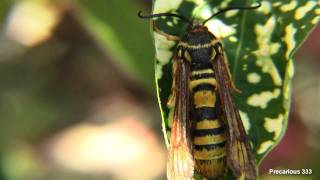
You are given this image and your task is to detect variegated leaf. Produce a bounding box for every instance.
[152,0,319,174]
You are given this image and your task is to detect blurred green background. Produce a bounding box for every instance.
[0,0,319,179]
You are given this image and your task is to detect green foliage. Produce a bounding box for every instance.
[0,0,318,179]
[152,0,319,173]
[74,0,155,89]
[0,0,13,25]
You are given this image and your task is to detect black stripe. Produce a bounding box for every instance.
[192,83,216,92]
[190,73,215,80]
[194,107,218,121]
[193,127,225,136]
[194,141,226,150]
[191,63,212,71]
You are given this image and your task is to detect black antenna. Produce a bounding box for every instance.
[202,2,261,25]
[138,11,192,25]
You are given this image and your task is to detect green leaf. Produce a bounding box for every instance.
[152,0,319,177]
[0,0,13,27]
[74,0,155,89]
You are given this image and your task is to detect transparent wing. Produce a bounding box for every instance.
[167,58,194,180]
[212,53,257,180]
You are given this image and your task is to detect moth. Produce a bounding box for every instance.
[139,2,260,180]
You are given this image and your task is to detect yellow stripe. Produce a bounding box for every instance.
[190,78,217,90]
[191,69,214,76]
[179,39,219,49]
[196,119,222,129]
[194,90,216,108]
[194,134,226,145]
[193,147,227,160]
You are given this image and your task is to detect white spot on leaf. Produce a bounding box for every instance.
[197,3,236,39]
[239,111,251,133]
[206,19,236,39]
[257,140,274,154]
[283,60,294,100]
[153,32,175,79]
[272,2,282,7]
[153,0,183,13]
[242,64,248,71]
[220,0,232,9]
[166,21,174,27]
[229,36,238,42]
[247,73,261,84]
[225,10,238,18]
[254,16,282,86]
[230,24,237,28]
[247,89,281,109]
[284,24,297,59]
[264,114,284,140]
[295,1,317,20]
[155,64,164,80]
[258,1,272,15]
[256,55,282,86]
[279,1,297,12]
[197,5,211,19]
[287,59,295,78]
[312,16,320,24]
[191,0,205,5]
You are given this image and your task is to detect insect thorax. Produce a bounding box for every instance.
[177,25,220,64]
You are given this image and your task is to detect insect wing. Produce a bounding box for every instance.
[167,58,194,180]
[212,54,257,180]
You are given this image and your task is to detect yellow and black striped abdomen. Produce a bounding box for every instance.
[190,66,227,179]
